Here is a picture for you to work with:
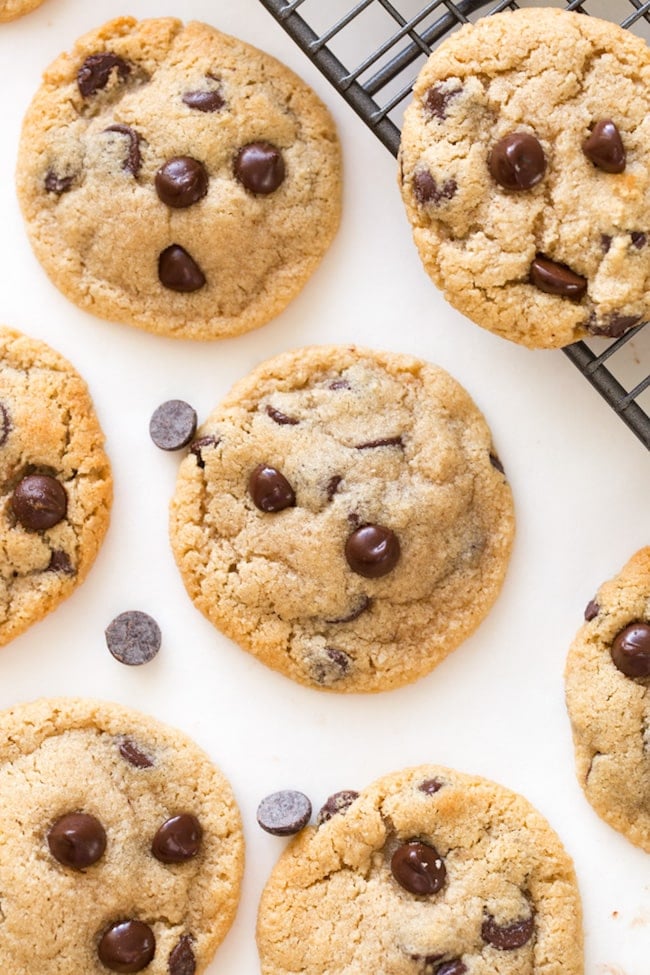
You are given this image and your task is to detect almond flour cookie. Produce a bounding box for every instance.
[257,765,583,975]
[0,697,244,975]
[16,17,341,340]
[399,8,650,349]
[0,325,111,645]
[565,548,650,852]
[0,0,45,22]
[169,345,514,693]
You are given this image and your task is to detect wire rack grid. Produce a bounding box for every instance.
[258,0,650,450]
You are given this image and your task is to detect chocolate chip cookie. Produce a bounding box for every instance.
[16,17,341,339]
[257,765,583,974]
[399,8,650,349]
[0,325,111,645]
[169,345,514,693]
[0,697,244,974]
[565,547,650,852]
[0,0,44,21]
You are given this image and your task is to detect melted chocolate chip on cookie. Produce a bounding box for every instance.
[155,157,209,208]
[345,524,400,578]
[12,474,67,531]
[168,935,196,975]
[249,464,296,512]
[234,142,285,195]
[77,53,130,98]
[152,814,203,863]
[582,120,626,173]
[44,171,74,195]
[316,790,359,825]
[529,255,587,301]
[489,132,546,191]
[610,622,650,679]
[98,920,155,973]
[391,841,446,895]
[158,245,206,292]
[481,912,534,950]
[413,170,457,206]
[104,124,142,176]
[47,812,107,869]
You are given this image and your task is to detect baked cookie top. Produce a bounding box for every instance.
[399,8,650,349]
[257,764,583,975]
[0,697,244,974]
[565,547,650,852]
[0,325,111,646]
[0,0,45,22]
[16,17,342,340]
[169,345,514,693]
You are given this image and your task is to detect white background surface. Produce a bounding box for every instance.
[0,1,648,972]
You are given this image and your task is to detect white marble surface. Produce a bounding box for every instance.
[0,1,648,972]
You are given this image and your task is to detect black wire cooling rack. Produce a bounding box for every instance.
[258,0,650,450]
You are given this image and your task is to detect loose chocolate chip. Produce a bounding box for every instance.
[47,549,75,574]
[631,231,646,249]
[610,622,650,679]
[312,646,351,685]
[149,400,197,451]
[582,120,626,173]
[45,170,73,194]
[325,595,372,624]
[105,610,161,666]
[489,453,505,475]
[0,403,10,446]
[489,132,546,191]
[418,778,443,795]
[151,814,203,863]
[423,84,462,120]
[47,812,107,869]
[119,739,154,769]
[584,599,600,622]
[77,52,130,98]
[316,790,359,825]
[158,245,206,292]
[12,474,67,531]
[391,841,446,895]
[601,234,612,253]
[104,124,141,176]
[355,436,403,450]
[98,920,155,973]
[155,157,209,208]
[529,255,587,301]
[413,170,457,206]
[326,475,343,501]
[436,961,467,975]
[266,404,299,425]
[182,87,225,113]
[587,312,641,338]
[257,790,312,835]
[248,464,295,512]
[234,142,285,195]
[168,935,196,975]
[345,524,400,578]
[481,913,534,950]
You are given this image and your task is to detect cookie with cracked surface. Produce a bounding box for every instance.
[0,0,45,22]
[257,765,583,974]
[0,697,244,974]
[399,8,650,349]
[169,345,514,693]
[16,16,341,339]
[0,325,111,645]
[565,547,650,852]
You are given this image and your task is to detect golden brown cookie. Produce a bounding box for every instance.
[0,0,45,23]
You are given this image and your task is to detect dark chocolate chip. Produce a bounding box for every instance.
[481,913,534,950]
[529,255,587,301]
[345,524,400,578]
[265,404,299,425]
[0,403,10,446]
[325,595,372,624]
[610,622,650,679]
[489,132,546,191]
[418,778,443,795]
[436,961,467,975]
[489,453,505,475]
[151,814,203,863]
[119,739,154,769]
[329,379,351,390]
[47,812,107,869]
[256,790,312,836]
[582,120,626,173]
[423,84,462,121]
[391,841,446,895]
[234,142,285,195]
[316,790,359,826]
[158,245,206,292]
[355,436,403,450]
[248,464,295,513]
[182,87,225,113]
[97,920,155,973]
[45,171,74,195]
[104,124,142,176]
[413,170,457,206]
[168,935,196,975]
[584,599,600,622]
[47,549,75,574]
[149,400,197,451]
[155,157,209,208]
[631,231,646,249]
[311,646,351,685]
[105,611,161,666]
[587,312,641,338]
[189,436,219,468]
[601,234,612,253]
[77,52,130,98]
[326,475,342,501]
[11,474,68,531]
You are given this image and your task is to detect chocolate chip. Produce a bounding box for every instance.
[77,52,130,98]
[155,157,209,208]
[326,475,342,501]
[316,790,358,826]
[257,790,312,835]
[413,170,457,206]
[47,549,75,574]
[610,622,650,679]
[104,124,142,176]
[325,595,372,624]
[391,841,446,895]
[189,436,219,468]
[587,312,641,338]
[149,400,197,451]
[182,87,225,113]
[11,474,68,531]
[0,403,10,446]
[248,464,295,512]
[98,920,155,973]
[151,814,203,863]
[234,142,285,195]
[45,171,73,194]
[345,524,400,578]
[158,245,206,292]
[584,599,600,622]
[265,404,299,425]
[355,436,403,450]
[529,255,587,301]
[105,611,161,666]
[481,913,534,950]
[418,778,443,795]
[47,812,107,869]
[436,961,467,975]
[631,231,646,249]
[489,453,505,475]
[168,935,196,975]
[601,234,612,253]
[489,132,546,191]
[423,84,462,120]
[582,120,626,173]
[312,646,351,685]
[119,739,154,769]
[329,379,351,390]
